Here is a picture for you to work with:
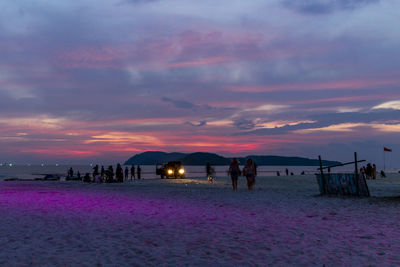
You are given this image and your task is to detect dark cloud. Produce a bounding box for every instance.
[161,97,196,109]
[185,121,207,127]
[234,119,256,130]
[283,0,379,15]
[238,110,400,135]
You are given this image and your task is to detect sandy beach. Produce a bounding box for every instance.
[1,174,400,266]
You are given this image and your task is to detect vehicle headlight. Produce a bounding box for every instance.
[167,169,173,175]
[179,168,185,174]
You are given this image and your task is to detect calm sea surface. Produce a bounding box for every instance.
[0,164,358,180]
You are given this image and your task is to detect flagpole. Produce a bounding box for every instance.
[384,149,386,171]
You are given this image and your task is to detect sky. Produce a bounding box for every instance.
[1,0,399,167]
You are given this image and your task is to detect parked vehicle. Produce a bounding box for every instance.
[156,161,185,179]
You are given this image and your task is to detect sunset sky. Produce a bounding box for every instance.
[1,0,399,166]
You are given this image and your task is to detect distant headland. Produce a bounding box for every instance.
[124,151,341,166]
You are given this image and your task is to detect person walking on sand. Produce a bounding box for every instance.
[130,165,135,180]
[243,158,256,191]
[228,158,241,191]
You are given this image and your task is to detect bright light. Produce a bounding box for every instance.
[9,163,13,167]
[167,169,173,175]
[179,168,185,174]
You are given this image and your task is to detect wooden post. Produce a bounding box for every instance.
[354,152,360,196]
[319,155,326,195]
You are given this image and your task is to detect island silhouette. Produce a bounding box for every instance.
[124,151,341,166]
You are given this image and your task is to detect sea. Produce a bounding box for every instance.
[0,164,362,181]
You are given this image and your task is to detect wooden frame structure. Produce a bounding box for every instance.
[317,152,370,197]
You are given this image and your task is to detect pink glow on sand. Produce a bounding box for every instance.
[1,178,400,265]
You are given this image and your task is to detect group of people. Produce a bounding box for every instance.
[66,164,142,183]
[360,163,377,179]
[360,163,387,179]
[228,158,257,191]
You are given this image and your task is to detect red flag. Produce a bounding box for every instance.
[384,147,392,152]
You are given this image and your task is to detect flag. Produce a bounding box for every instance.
[384,147,392,152]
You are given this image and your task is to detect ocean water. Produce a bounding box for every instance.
[0,164,354,180]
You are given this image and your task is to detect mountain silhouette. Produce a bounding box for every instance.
[124,151,341,166]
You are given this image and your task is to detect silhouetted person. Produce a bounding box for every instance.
[277,171,280,176]
[228,158,241,191]
[116,164,123,183]
[373,164,377,179]
[106,165,114,183]
[366,163,373,179]
[290,172,294,176]
[83,173,91,183]
[285,168,289,176]
[93,165,99,178]
[206,162,212,178]
[380,170,386,178]
[68,167,74,178]
[124,166,129,180]
[77,171,81,180]
[137,165,141,179]
[301,171,305,175]
[206,162,215,182]
[101,166,105,177]
[130,165,135,180]
[243,158,256,191]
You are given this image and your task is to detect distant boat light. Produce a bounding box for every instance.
[9,163,13,167]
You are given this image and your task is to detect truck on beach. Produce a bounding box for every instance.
[156,161,185,179]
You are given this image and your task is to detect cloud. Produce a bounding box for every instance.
[234,119,256,130]
[372,100,400,110]
[185,121,207,127]
[236,109,400,135]
[161,97,196,109]
[282,0,379,15]
[117,0,159,5]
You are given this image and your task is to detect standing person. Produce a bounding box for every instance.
[107,165,114,183]
[206,162,212,178]
[243,158,256,191]
[366,163,373,180]
[116,164,124,183]
[137,165,141,180]
[373,164,377,179]
[100,166,105,177]
[130,165,135,180]
[228,158,241,191]
[285,168,289,176]
[93,165,99,178]
[68,167,74,178]
[124,166,129,180]
[206,162,215,182]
